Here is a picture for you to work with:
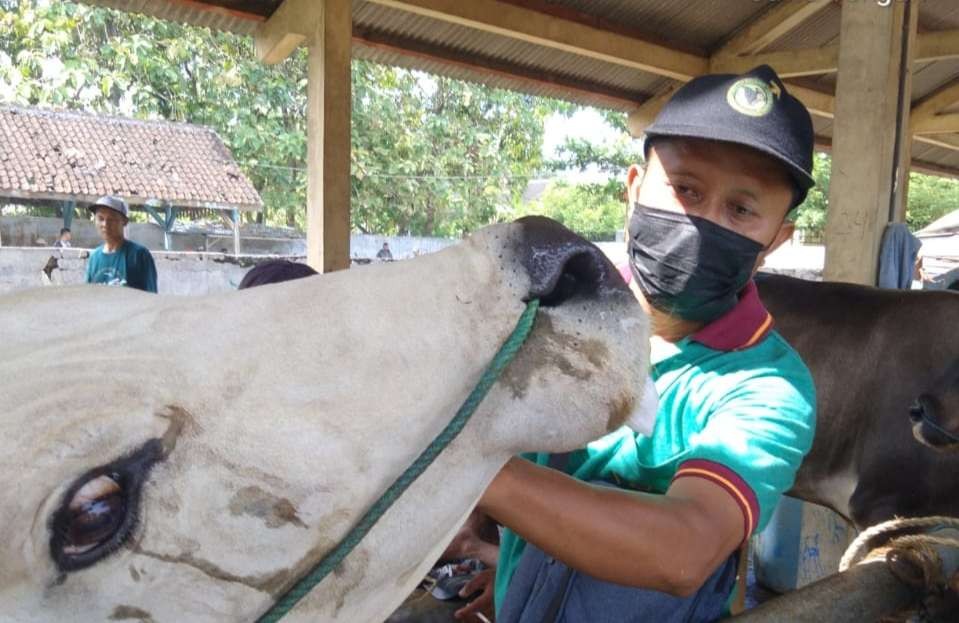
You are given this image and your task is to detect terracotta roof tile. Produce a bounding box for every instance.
[0,106,263,211]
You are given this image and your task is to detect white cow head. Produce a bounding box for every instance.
[0,217,650,622]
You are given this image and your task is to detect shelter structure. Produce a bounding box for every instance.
[917,207,959,285]
[0,106,262,253]
[80,0,959,285]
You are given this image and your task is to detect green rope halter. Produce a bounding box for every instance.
[257,299,540,622]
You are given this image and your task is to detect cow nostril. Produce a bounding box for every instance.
[909,401,925,422]
[538,251,607,307]
[516,216,622,307]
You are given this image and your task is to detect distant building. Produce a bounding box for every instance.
[0,106,262,252]
[916,209,959,288]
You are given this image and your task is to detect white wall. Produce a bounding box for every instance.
[0,247,270,296]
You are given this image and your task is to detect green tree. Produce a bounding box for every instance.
[791,152,831,242]
[351,63,566,237]
[790,152,959,240]
[0,0,565,236]
[515,179,626,241]
[0,0,310,226]
[509,110,641,240]
[904,172,959,231]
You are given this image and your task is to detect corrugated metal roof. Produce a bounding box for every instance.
[77,0,959,177]
[919,1,959,30]
[353,3,665,110]
[764,3,841,52]
[86,0,266,34]
[523,0,767,53]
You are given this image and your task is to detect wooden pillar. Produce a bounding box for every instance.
[306,0,352,273]
[824,0,916,284]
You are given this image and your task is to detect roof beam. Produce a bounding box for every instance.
[912,112,959,134]
[712,29,959,79]
[628,0,836,138]
[915,28,959,62]
[352,28,645,111]
[716,0,832,57]
[712,45,838,77]
[625,85,679,137]
[254,0,321,64]
[915,133,959,152]
[911,79,959,124]
[364,0,708,81]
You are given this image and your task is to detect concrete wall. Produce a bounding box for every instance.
[0,215,303,255]
[0,215,456,258]
[0,247,284,296]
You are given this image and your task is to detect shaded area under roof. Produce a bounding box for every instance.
[0,106,263,211]
[79,0,959,179]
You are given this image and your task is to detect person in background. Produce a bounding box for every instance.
[53,227,72,248]
[85,196,157,293]
[377,242,394,261]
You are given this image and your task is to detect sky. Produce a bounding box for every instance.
[542,107,641,184]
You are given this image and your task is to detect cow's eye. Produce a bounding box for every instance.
[61,473,126,555]
[50,439,164,572]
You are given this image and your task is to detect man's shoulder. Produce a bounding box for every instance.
[123,240,156,262]
[123,239,152,253]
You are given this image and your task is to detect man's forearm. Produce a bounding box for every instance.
[478,457,739,596]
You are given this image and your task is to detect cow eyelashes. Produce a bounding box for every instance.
[50,439,164,572]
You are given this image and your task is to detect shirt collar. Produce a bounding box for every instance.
[618,264,774,352]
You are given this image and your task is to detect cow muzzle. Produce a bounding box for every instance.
[514,215,627,307]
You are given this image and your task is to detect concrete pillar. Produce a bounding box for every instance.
[232,208,241,256]
[824,0,916,284]
[306,0,352,273]
[892,1,919,223]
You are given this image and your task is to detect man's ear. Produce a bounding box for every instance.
[753,221,794,273]
[626,164,644,204]
[769,220,795,254]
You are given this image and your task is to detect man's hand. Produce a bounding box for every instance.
[442,510,500,567]
[453,567,496,621]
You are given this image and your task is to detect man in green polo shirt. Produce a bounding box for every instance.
[454,65,817,623]
[85,196,158,293]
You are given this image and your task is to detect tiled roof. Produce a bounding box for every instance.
[0,106,263,211]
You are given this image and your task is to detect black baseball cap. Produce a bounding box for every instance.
[644,64,815,207]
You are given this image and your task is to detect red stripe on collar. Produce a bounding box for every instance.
[618,264,774,352]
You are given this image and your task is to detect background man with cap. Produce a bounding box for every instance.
[85,195,158,293]
[455,66,817,623]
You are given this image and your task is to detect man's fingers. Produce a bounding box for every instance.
[453,589,493,621]
[458,568,494,598]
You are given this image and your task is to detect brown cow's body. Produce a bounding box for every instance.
[756,274,959,528]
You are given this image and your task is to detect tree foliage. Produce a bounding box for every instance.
[513,179,626,241]
[351,63,565,237]
[792,151,958,239]
[509,111,642,241]
[0,0,565,236]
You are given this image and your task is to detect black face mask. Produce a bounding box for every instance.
[627,203,765,322]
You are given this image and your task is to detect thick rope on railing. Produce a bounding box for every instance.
[256,299,540,623]
[840,515,959,571]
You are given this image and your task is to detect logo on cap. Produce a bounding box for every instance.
[726,78,775,117]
